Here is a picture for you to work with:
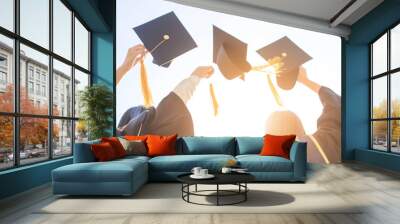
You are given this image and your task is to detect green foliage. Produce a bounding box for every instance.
[79,84,113,140]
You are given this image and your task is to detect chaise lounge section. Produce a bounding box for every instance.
[52,140,149,196]
[52,137,307,196]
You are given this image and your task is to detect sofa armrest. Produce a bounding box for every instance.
[73,140,99,163]
[289,141,307,181]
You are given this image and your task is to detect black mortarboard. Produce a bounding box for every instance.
[257,36,312,90]
[213,26,251,80]
[133,12,197,67]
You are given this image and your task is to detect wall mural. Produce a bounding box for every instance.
[116,0,341,164]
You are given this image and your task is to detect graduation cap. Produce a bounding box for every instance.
[133,11,197,67]
[131,12,197,108]
[213,25,251,80]
[257,36,312,90]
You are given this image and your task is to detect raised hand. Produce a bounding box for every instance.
[297,66,309,84]
[117,44,147,85]
[297,66,321,93]
[191,66,214,79]
[123,44,147,70]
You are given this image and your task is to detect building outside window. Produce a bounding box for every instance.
[0,54,7,67]
[35,83,40,95]
[0,71,7,90]
[0,0,91,170]
[28,66,34,80]
[41,73,46,83]
[28,81,34,94]
[35,70,40,81]
[371,23,400,154]
[0,54,7,90]
[54,88,58,104]
[41,85,46,97]
[0,71,6,84]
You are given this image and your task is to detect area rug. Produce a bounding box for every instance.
[37,183,361,214]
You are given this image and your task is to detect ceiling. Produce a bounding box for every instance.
[166,0,384,38]
[226,0,353,23]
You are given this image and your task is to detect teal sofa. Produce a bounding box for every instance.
[52,137,307,196]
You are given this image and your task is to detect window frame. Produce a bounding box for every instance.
[370,20,400,154]
[0,0,91,171]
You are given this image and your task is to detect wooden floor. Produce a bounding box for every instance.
[1,162,400,224]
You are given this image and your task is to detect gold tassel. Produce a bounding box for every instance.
[250,68,284,107]
[266,74,283,107]
[209,83,219,116]
[140,59,153,108]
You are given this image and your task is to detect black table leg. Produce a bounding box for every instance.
[187,184,190,202]
[245,183,247,201]
[179,182,251,206]
[216,184,219,206]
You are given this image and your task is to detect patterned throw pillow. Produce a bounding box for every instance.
[118,137,147,156]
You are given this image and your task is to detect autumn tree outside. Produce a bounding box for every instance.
[0,85,60,162]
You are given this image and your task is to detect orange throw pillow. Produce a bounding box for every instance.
[146,134,177,157]
[124,135,148,141]
[91,142,117,161]
[260,134,296,159]
[101,137,126,158]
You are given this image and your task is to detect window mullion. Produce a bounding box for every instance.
[13,0,20,167]
[88,31,91,75]
[48,0,54,160]
[388,30,391,153]
[71,10,76,155]
[370,45,373,149]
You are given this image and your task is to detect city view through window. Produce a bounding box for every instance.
[371,23,400,153]
[0,0,91,170]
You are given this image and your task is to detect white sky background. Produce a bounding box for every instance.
[0,0,88,74]
[116,0,341,136]
[372,25,400,108]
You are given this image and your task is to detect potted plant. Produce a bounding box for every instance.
[79,84,113,140]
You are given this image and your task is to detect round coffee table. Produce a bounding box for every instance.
[177,173,255,206]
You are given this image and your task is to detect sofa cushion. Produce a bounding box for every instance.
[91,142,118,161]
[118,138,147,156]
[111,155,150,171]
[146,134,177,157]
[53,158,148,183]
[117,155,150,163]
[149,154,235,172]
[178,137,236,155]
[236,155,293,172]
[101,137,127,158]
[124,135,148,141]
[235,137,263,155]
[260,134,296,159]
[73,140,100,163]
